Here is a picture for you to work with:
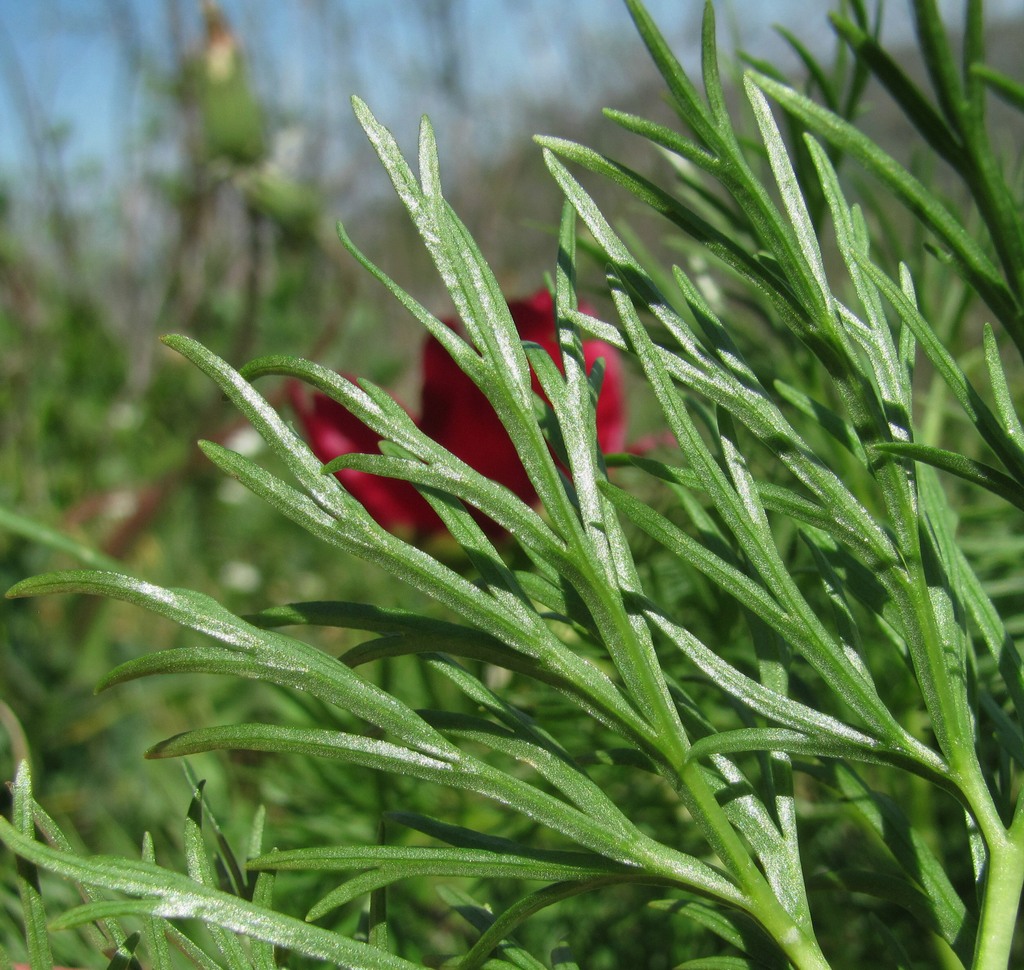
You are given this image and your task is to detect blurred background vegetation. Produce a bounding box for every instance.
[2,1,1023,966]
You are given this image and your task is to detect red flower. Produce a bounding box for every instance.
[289,289,625,535]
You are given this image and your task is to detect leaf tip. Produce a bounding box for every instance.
[143,739,173,760]
[160,333,189,352]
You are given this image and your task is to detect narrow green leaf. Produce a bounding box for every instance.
[550,941,580,970]
[700,3,729,127]
[324,452,560,562]
[775,26,838,109]
[351,100,578,541]
[147,723,706,880]
[511,568,597,635]
[421,710,634,837]
[601,478,931,766]
[338,637,653,754]
[22,793,128,953]
[244,353,481,478]
[326,221,486,383]
[916,466,983,765]
[0,504,123,572]
[250,872,277,970]
[11,764,54,970]
[195,442,647,743]
[456,876,682,970]
[744,77,832,321]
[0,817,421,969]
[538,135,789,315]
[250,843,624,880]
[7,569,458,760]
[983,323,1024,462]
[420,653,573,759]
[161,334,359,521]
[182,795,250,970]
[247,599,478,638]
[548,205,693,768]
[104,930,142,970]
[296,846,625,922]
[599,480,786,640]
[807,136,913,453]
[649,898,787,968]
[437,886,549,970]
[160,924,223,970]
[910,0,963,126]
[139,835,173,970]
[772,380,865,460]
[859,258,1024,484]
[809,762,973,958]
[159,337,602,714]
[627,590,891,754]
[685,727,943,778]
[954,542,1024,724]
[871,441,1024,512]
[801,534,868,676]
[829,13,962,165]
[809,866,962,941]
[158,925,221,970]
[979,692,1024,771]
[622,0,718,146]
[546,190,896,574]
[971,62,1024,112]
[692,748,813,933]
[750,71,1018,334]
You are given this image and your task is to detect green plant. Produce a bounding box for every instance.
[4,1,1024,967]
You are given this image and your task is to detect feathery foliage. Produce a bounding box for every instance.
[4,1,1023,967]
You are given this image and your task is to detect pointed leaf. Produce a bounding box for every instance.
[871,441,1024,512]
[7,569,457,760]
[0,817,421,969]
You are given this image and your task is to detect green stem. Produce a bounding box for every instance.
[972,831,1024,969]
[662,761,830,970]
[557,506,823,962]
[559,417,827,963]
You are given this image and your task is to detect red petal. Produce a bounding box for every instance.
[587,338,627,453]
[418,324,536,505]
[508,289,628,453]
[419,288,630,500]
[288,289,630,538]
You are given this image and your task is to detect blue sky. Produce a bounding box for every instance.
[1,0,1021,186]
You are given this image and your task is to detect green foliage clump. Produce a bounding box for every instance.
[3,1,1024,968]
